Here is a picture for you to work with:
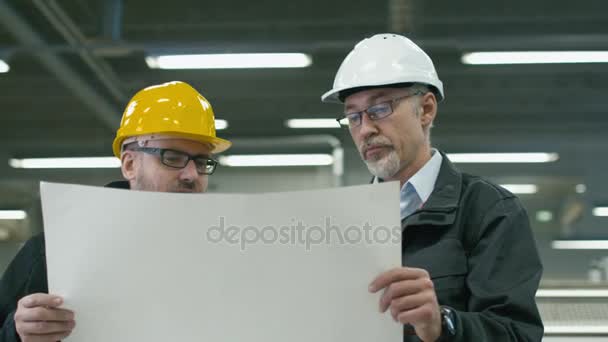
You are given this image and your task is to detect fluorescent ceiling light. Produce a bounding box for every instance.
[219,154,333,167]
[285,119,341,129]
[499,184,538,194]
[9,157,120,169]
[535,210,553,222]
[593,207,608,217]
[0,210,27,220]
[552,240,608,250]
[462,51,608,65]
[0,59,9,73]
[215,119,228,130]
[447,153,558,163]
[146,53,312,69]
[536,289,608,298]
[544,326,608,335]
[576,183,587,194]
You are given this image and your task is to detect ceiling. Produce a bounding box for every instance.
[0,0,607,280]
[0,0,606,149]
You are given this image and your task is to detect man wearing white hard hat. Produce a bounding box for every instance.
[322,34,543,341]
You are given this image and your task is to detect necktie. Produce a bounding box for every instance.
[400,182,422,220]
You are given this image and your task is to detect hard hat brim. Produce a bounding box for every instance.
[321,88,343,104]
[321,80,444,104]
[113,133,232,158]
[197,135,232,154]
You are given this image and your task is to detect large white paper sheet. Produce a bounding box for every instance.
[41,181,402,342]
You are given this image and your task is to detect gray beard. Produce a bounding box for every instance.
[365,150,401,179]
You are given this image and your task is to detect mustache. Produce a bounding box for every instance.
[175,181,196,191]
[359,136,392,152]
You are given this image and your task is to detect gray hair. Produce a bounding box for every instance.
[409,83,435,143]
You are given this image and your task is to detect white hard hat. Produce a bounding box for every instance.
[321,33,444,103]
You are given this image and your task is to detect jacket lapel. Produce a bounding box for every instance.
[402,152,462,228]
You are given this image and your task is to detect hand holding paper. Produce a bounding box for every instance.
[369,267,442,341]
[15,293,75,342]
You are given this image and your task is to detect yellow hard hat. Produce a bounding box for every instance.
[112,81,231,158]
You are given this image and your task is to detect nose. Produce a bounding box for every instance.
[179,159,199,181]
[357,113,379,140]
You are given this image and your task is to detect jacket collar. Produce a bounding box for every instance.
[419,151,461,211]
[105,180,130,189]
[402,151,462,227]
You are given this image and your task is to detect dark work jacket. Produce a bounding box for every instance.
[398,153,543,341]
[0,181,129,342]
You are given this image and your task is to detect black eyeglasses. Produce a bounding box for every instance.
[336,91,424,128]
[127,147,218,175]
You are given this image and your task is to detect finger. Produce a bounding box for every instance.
[17,307,74,323]
[19,294,63,309]
[379,278,433,312]
[19,330,73,342]
[396,302,439,326]
[17,320,75,335]
[390,291,434,320]
[369,267,429,293]
[379,286,390,313]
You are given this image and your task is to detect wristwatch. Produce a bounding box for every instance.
[438,306,457,340]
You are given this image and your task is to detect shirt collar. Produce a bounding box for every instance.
[372,149,443,203]
[406,149,443,203]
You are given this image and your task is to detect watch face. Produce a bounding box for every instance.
[441,306,456,336]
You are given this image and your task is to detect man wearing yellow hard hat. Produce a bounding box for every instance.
[0,81,230,342]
